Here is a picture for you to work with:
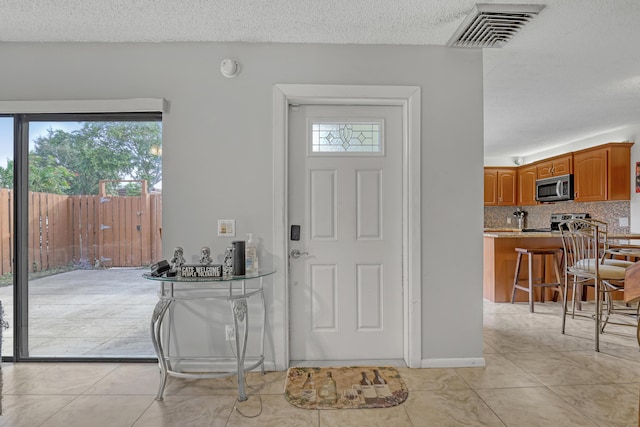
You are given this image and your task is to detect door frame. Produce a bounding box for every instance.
[273,84,421,370]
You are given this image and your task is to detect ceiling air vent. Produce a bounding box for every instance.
[447,3,545,48]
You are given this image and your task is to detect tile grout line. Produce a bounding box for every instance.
[470,389,508,427]
[35,393,84,427]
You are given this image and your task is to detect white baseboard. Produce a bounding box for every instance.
[421,357,486,368]
[171,359,277,373]
[262,361,278,371]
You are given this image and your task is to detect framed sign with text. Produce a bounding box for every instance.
[180,264,223,278]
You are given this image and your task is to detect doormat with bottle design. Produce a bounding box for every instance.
[284,366,408,410]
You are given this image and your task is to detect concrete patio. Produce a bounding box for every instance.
[0,268,157,358]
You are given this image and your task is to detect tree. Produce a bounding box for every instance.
[31,121,162,195]
[29,156,76,194]
[0,157,75,193]
[0,159,12,189]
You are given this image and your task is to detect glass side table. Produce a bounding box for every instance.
[143,270,275,401]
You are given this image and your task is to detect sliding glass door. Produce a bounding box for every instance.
[15,113,162,360]
[0,116,14,359]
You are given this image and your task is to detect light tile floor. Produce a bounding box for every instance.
[0,300,638,426]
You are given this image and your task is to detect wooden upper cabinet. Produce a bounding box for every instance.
[484,142,632,206]
[517,164,538,206]
[536,154,573,179]
[573,148,607,202]
[552,155,573,176]
[484,169,498,205]
[498,169,517,205]
[484,168,517,206]
[573,143,633,202]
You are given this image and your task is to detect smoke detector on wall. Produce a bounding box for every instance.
[447,3,545,48]
[220,59,240,78]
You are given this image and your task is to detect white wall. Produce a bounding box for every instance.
[625,127,640,232]
[485,129,639,168]
[0,42,484,367]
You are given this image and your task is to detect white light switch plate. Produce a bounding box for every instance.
[218,219,235,237]
[619,217,629,227]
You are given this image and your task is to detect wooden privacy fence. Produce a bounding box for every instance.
[0,183,162,275]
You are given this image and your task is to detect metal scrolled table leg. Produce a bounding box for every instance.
[259,285,266,376]
[231,297,249,401]
[150,297,172,400]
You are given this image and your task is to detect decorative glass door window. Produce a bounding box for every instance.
[311,121,383,154]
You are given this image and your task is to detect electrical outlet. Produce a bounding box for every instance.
[507,217,512,224]
[225,324,235,341]
[619,217,629,227]
[218,219,236,237]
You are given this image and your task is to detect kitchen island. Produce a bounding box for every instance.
[483,230,563,303]
[483,230,640,303]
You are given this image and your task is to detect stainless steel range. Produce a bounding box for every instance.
[522,213,590,232]
[550,213,590,231]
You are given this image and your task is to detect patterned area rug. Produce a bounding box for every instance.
[285,366,408,410]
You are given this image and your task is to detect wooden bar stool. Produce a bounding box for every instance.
[511,247,564,313]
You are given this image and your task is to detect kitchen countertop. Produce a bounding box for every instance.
[483,230,560,238]
[483,229,640,241]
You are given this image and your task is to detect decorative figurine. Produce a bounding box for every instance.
[169,246,186,272]
[223,247,234,276]
[199,246,213,265]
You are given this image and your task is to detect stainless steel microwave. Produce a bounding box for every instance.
[535,174,574,202]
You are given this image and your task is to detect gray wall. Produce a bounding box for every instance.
[0,42,484,366]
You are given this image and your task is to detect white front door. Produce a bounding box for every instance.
[288,104,403,360]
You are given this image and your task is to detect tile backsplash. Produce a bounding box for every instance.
[484,201,630,234]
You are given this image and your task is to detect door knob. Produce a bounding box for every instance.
[290,249,309,259]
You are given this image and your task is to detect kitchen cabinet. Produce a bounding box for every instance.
[484,168,517,206]
[536,154,572,179]
[484,141,632,206]
[573,142,632,202]
[517,164,538,206]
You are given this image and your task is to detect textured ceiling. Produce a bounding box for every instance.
[1,0,639,163]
